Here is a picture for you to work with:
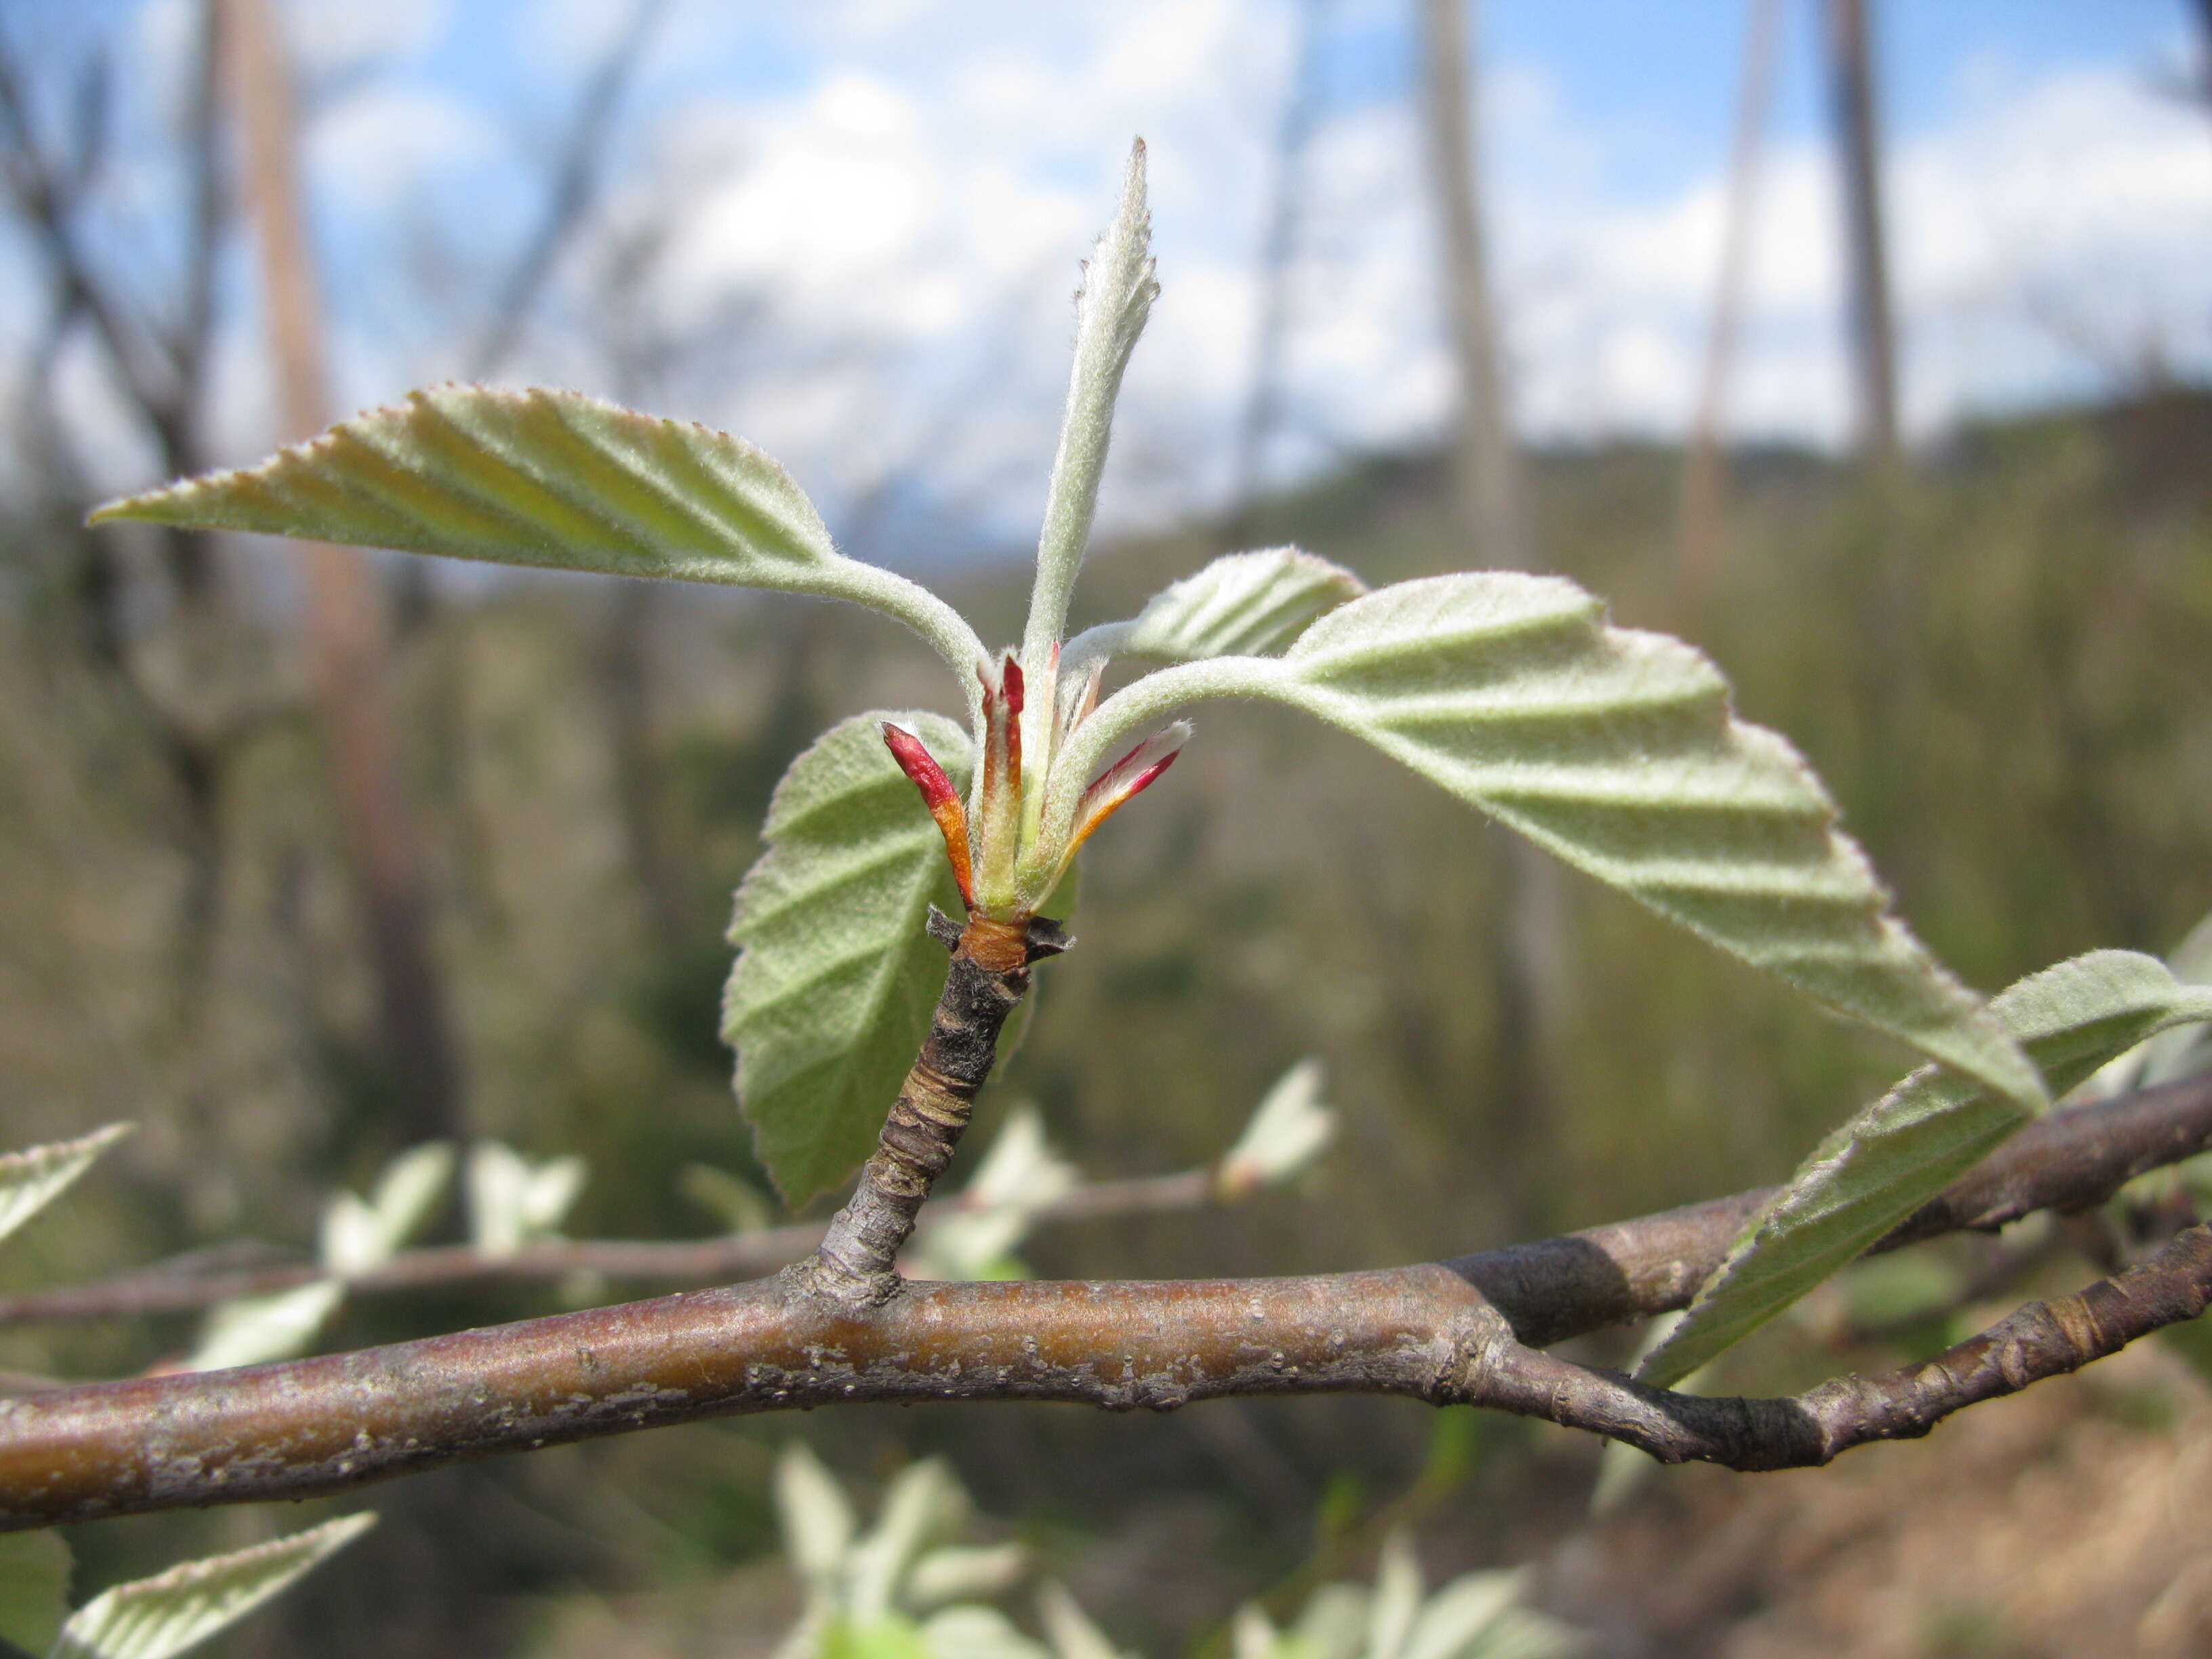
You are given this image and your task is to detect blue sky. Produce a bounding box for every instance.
[15,0,2211,555]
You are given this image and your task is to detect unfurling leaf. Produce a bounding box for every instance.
[49,1513,375,1659]
[1059,572,2043,1116]
[1641,950,2212,1388]
[319,1141,454,1277]
[0,1124,130,1250]
[466,1141,588,1258]
[92,385,985,691]
[725,712,975,1204]
[1216,1059,1336,1197]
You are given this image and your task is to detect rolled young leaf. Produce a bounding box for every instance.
[1050,572,2044,1116]
[91,385,986,699]
[724,712,976,1204]
[1640,949,2212,1388]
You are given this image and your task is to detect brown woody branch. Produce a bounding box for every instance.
[1,1071,2208,1531]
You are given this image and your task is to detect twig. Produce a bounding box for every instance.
[1,1074,2209,1529]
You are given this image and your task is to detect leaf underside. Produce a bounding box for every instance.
[1640,949,2212,1387]
[1269,575,2042,1111]
[92,385,838,586]
[1123,547,1366,660]
[724,712,975,1204]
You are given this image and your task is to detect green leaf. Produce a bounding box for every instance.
[1058,572,2043,1114]
[50,1513,374,1659]
[1069,548,1366,665]
[0,1530,69,1656]
[1641,950,2212,1387]
[0,1125,130,1250]
[724,711,974,1204]
[92,386,985,695]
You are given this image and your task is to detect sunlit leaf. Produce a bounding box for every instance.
[848,1459,961,1624]
[1066,547,1365,669]
[49,1513,374,1659]
[724,712,974,1204]
[1037,1583,1131,1659]
[182,1281,345,1373]
[904,1546,1027,1614]
[1216,1059,1336,1196]
[0,1530,69,1656]
[1641,950,2212,1387]
[777,1443,858,1590]
[319,1143,453,1277]
[914,1605,1048,1659]
[467,1142,587,1258]
[92,386,985,691]
[1060,573,2043,1115]
[0,1124,130,1250]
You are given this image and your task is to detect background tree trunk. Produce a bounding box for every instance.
[222,0,462,1143]
[1824,0,1900,464]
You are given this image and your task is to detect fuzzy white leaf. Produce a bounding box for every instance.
[724,712,975,1204]
[94,386,985,701]
[1037,1583,1131,1659]
[49,1513,373,1659]
[1642,949,2212,1387]
[1218,1059,1336,1195]
[1401,1571,1526,1659]
[1290,1586,1372,1659]
[1021,140,1160,680]
[0,1530,68,1656]
[2082,909,2212,1101]
[776,1443,857,1589]
[1056,573,2043,1117]
[1233,1605,1286,1659]
[319,1143,453,1277]
[904,1545,1028,1613]
[0,1125,130,1250]
[1367,1533,1423,1659]
[849,1459,962,1623]
[1068,548,1366,669]
[182,1281,345,1372]
[467,1142,587,1258]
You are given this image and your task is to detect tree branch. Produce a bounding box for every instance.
[1,1073,2207,1531]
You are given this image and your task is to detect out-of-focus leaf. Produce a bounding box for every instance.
[0,1125,130,1250]
[182,1282,345,1373]
[1643,950,2212,1387]
[848,1460,961,1624]
[1367,1532,1422,1659]
[91,386,985,687]
[680,1164,775,1235]
[0,1530,69,1656]
[915,1605,1048,1659]
[321,1143,453,1277]
[1037,1583,1130,1659]
[1217,1059,1336,1196]
[1401,1570,1527,1659]
[1289,1585,1371,1659]
[777,1443,857,1590]
[724,712,972,1204]
[466,1142,586,1258]
[904,1546,1027,1614]
[907,1108,1078,1282]
[1063,573,2043,1118]
[49,1513,373,1659]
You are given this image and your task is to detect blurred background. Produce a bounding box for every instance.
[2,0,2211,1652]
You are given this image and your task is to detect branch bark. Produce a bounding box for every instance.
[2,1073,2209,1530]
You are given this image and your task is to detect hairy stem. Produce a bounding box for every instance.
[800,911,1069,1305]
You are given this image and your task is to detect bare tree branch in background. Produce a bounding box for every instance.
[1229,0,1330,527]
[1679,0,1782,590]
[1414,0,1570,1241]
[1824,0,1900,464]
[222,0,461,1143]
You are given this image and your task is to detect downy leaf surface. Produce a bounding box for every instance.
[725,712,975,1204]
[1059,572,2043,1114]
[49,1513,374,1659]
[1641,949,2212,1387]
[1079,548,1365,664]
[93,386,985,693]
[0,1125,129,1250]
